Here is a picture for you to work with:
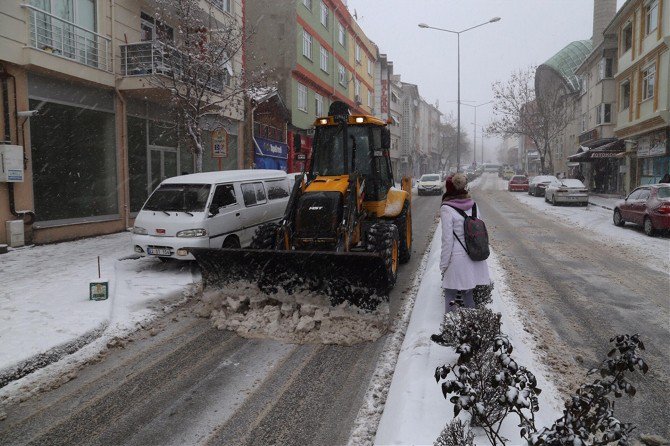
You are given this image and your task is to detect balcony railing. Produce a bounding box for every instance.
[120,41,230,94]
[22,4,111,72]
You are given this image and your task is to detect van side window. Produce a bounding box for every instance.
[266,180,290,200]
[254,183,267,203]
[241,183,257,206]
[210,184,237,210]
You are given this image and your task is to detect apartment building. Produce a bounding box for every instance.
[605,0,669,189]
[245,0,376,172]
[0,0,245,246]
[571,0,623,193]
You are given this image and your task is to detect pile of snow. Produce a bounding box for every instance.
[198,282,390,345]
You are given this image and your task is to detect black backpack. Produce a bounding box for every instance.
[444,203,490,261]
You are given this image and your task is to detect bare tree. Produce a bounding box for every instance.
[133,0,262,171]
[438,116,471,172]
[488,67,573,175]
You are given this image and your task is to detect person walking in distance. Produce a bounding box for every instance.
[438,173,490,312]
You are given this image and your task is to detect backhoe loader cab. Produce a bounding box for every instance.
[190,101,413,311]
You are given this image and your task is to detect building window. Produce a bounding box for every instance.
[315,93,323,116]
[297,82,307,112]
[622,22,633,52]
[391,91,399,104]
[320,2,329,28]
[354,78,360,100]
[303,0,312,10]
[621,80,631,110]
[367,59,372,75]
[320,46,329,72]
[210,0,231,13]
[367,90,373,107]
[597,103,612,124]
[581,113,587,132]
[338,64,346,86]
[302,30,312,60]
[642,64,655,100]
[599,57,613,80]
[646,0,658,35]
[338,22,346,46]
[355,43,361,63]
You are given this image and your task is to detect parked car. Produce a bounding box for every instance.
[132,169,291,261]
[417,174,443,196]
[502,168,515,180]
[613,184,670,236]
[544,179,589,206]
[508,175,529,192]
[528,175,558,197]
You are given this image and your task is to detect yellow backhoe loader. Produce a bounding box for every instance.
[190,101,412,311]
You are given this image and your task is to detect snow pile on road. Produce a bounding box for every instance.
[198,283,390,345]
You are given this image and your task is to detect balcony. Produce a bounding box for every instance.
[120,41,230,94]
[23,4,111,72]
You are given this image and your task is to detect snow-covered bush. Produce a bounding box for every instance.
[433,308,502,364]
[527,334,647,446]
[434,419,475,446]
[473,282,494,307]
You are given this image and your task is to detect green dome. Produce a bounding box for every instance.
[539,40,593,92]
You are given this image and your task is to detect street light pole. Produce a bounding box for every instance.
[462,100,492,166]
[419,17,500,172]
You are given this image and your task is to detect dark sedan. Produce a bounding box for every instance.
[528,175,558,197]
[613,184,670,236]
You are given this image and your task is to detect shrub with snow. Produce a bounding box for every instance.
[434,419,475,446]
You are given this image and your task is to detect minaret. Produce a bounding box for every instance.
[592,0,617,46]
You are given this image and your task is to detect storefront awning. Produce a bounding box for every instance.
[568,139,624,162]
[254,137,289,160]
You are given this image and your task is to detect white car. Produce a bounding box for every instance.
[132,170,290,261]
[544,179,589,206]
[417,174,443,196]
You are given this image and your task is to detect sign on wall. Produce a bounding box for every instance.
[636,129,668,158]
[211,129,228,158]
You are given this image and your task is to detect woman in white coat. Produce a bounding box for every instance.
[439,173,490,313]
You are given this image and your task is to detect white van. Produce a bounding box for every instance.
[131,169,290,260]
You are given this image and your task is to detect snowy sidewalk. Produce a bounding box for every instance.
[0,232,199,386]
[588,193,623,211]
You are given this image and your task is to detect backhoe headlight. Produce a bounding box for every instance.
[132,226,147,235]
[176,228,207,237]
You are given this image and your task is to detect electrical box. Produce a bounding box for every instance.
[5,220,25,247]
[0,145,24,182]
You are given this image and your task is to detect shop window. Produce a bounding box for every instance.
[30,99,117,222]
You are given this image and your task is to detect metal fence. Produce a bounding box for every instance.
[23,4,111,72]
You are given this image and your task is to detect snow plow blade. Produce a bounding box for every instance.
[189,248,390,311]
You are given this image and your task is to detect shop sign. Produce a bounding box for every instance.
[296,153,306,161]
[591,151,620,158]
[255,136,288,158]
[211,129,228,158]
[578,128,598,144]
[637,130,668,158]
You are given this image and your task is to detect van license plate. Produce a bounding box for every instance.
[148,247,171,256]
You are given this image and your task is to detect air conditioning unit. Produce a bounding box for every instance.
[0,145,24,182]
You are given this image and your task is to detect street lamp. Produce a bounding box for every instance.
[462,100,492,166]
[419,17,501,172]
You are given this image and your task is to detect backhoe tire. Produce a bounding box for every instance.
[367,222,399,291]
[394,201,412,264]
[250,223,279,249]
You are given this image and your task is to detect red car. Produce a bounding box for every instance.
[508,175,529,192]
[613,184,670,236]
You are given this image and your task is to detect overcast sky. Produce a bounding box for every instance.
[347,0,626,161]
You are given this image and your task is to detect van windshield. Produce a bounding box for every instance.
[143,184,211,213]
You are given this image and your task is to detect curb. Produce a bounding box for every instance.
[0,322,108,389]
[588,201,614,211]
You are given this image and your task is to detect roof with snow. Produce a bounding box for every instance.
[162,169,287,185]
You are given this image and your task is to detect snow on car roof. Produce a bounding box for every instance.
[162,169,287,185]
